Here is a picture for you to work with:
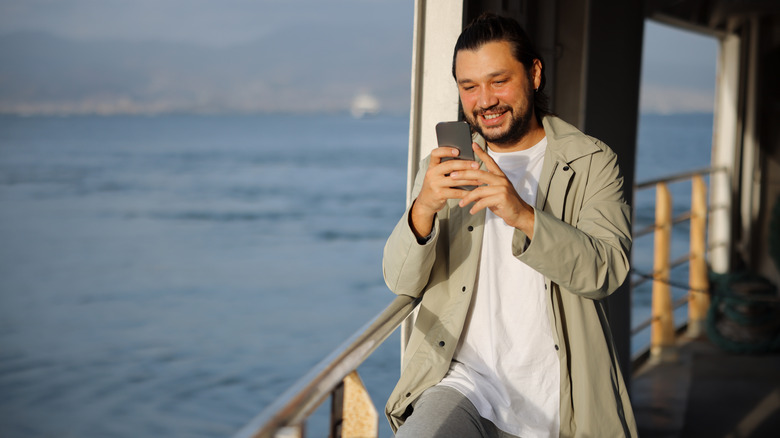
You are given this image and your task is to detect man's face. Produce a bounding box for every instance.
[454,41,541,147]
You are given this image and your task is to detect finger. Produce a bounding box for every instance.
[457,185,490,207]
[471,143,505,176]
[464,192,505,216]
[447,160,480,176]
[430,146,460,165]
[436,187,470,200]
[471,198,505,216]
[451,168,504,186]
[437,168,481,189]
[457,184,510,208]
[447,179,482,190]
[433,160,480,182]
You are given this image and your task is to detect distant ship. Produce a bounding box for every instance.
[350,92,380,118]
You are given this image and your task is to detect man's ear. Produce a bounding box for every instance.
[532,59,543,91]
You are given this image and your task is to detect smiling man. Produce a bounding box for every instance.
[382,13,637,438]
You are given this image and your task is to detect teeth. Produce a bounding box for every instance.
[484,113,501,120]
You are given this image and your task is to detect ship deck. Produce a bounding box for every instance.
[632,336,780,437]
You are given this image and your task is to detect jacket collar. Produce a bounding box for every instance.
[541,115,601,163]
[536,115,603,211]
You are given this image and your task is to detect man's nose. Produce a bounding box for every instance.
[477,87,498,109]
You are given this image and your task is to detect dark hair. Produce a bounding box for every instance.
[452,13,550,118]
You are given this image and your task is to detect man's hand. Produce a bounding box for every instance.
[410,145,482,239]
[453,143,536,239]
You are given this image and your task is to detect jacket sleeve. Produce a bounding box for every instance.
[382,156,440,298]
[512,146,632,300]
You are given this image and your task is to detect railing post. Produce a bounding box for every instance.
[331,380,345,438]
[651,183,677,361]
[329,371,378,438]
[688,175,710,337]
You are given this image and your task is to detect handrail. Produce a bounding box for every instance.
[634,205,724,238]
[634,166,726,190]
[630,166,728,361]
[233,295,420,438]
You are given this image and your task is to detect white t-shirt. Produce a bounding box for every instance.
[439,136,560,437]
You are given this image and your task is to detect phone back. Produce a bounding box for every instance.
[436,121,475,161]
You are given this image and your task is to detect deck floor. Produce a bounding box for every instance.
[632,336,780,437]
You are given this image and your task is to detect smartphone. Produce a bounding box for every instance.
[436,121,475,162]
[435,121,477,190]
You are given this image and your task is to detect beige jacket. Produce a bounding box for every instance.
[382,115,637,437]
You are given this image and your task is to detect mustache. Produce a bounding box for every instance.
[474,105,513,117]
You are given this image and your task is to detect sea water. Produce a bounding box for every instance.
[0,113,712,437]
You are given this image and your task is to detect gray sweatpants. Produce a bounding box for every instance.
[394,386,522,438]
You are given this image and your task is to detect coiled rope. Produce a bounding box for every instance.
[706,196,780,354]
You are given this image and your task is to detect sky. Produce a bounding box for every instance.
[0,0,410,46]
[641,20,718,114]
[0,0,719,114]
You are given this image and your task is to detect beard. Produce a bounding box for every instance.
[466,102,535,146]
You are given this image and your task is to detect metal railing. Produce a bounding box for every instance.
[233,295,420,438]
[630,166,728,361]
[235,166,729,438]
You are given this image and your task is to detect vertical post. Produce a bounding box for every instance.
[579,0,644,380]
[403,0,465,365]
[710,30,741,274]
[406,0,464,200]
[739,19,761,267]
[651,183,677,361]
[330,380,345,438]
[688,175,710,337]
[330,371,378,438]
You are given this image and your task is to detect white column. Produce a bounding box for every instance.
[403,0,465,360]
[710,30,741,274]
[739,19,761,266]
[406,0,464,204]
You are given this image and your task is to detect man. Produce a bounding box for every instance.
[382,13,637,438]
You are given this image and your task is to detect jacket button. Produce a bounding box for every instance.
[438,341,445,347]
[563,166,570,171]
[555,344,560,351]
[467,225,474,231]
[406,392,411,397]
[462,286,466,292]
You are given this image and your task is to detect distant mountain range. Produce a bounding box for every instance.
[0,23,413,115]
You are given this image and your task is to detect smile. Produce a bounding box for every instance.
[479,110,509,124]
